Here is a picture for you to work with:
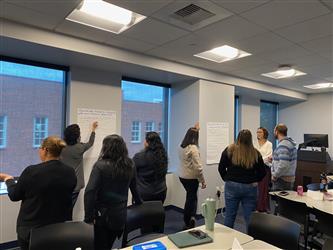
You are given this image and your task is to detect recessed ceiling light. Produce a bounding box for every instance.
[194,45,251,63]
[66,0,146,34]
[261,65,306,79]
[304,83,333,89]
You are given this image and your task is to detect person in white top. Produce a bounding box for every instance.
[254,127,273,212]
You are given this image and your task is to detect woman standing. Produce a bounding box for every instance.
[219,129,266,229]
[133,132,168,203]
[61,121,98,207]
[254,127,273,212]
[84,135,142,250]
[0,136,76,250]
[179,125,206,229]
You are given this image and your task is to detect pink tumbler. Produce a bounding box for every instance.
[297,185,303,196]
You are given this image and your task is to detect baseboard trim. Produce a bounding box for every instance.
[0,240,18,249]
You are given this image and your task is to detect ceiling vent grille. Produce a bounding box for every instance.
[171,4,215,25]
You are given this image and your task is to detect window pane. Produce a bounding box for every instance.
[0,60,65,176]
[260,101,278,148]
[122,80,169,157]
[234,96,239,141]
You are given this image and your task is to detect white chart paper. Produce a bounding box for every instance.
[206,122,229,165]
[77,108,116,158]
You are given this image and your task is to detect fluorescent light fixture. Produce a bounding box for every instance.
[304,82,333,89]
[194,45,251,63]
[66,0,146,34]
[262,65,306,79]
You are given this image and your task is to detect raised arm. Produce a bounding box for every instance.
[83,121,98,152]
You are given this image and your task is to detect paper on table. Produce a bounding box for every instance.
[206,122,229,165]
[232,238,243,250]
[77,108,116,158]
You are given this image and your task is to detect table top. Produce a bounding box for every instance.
[270,191,333,214]
[121,223,253,249]
[241,240,281,249]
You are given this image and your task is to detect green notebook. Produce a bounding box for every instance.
[168,230,213,248]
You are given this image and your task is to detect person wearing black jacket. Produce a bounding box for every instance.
[218,129,266,230]
[133,132,168,203]
[84,134,142,250]
[0,136,76,250]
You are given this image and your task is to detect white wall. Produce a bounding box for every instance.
[239,96,260,136]
[279,93,333,157]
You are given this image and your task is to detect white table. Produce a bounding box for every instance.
[270,191,333,215]
[241,240,281,249]
[121,223,253,249]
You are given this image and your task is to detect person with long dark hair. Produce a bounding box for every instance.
[61,121,98,207]
[179,124,206,229]
[219,129,266,229]
[133,132,168,203]
[0,136,76,250]
[84,134,142,250]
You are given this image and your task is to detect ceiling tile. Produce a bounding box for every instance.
[55,20,111,43]
[4,0,80,19]
[212,0,270,14]
[106,0,174,16]
[233,32,294,54]
[322,0,333,9]
[258,44,312,62]
[241,0,330,30]
[105,35,156,53]
[300,35,333,59]
[275,13,333,43]
[193,16,267,46]
[122,18,189,46]
[0,2,62,29]
[300,63,333,79]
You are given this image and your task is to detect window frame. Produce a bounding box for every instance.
[234,96,240,141]
[0,115,8,149]
[260,100,279,149]
[33,117,49,148]
[145,121,155,133]
[131,121,142,143]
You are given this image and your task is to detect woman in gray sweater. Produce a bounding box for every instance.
[60,121,98,207]
[179,124,206,229]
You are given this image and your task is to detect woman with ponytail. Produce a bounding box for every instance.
[84,134,142,250]
[0,136,77,250]
[133,132,168,203]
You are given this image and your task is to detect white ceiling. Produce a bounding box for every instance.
[1,0,332,94]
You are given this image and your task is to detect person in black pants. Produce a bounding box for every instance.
[133,132,168,204]
[178,123,206,229]
[0,136,76,250]
[84,135,142,250]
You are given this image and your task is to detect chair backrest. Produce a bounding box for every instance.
[248,212,301,250]
[276,196,309,225]
[122,201,165,247]
[312,208,333,237]
[306,183,321,191]
[29,221,94,250]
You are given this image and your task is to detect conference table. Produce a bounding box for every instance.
[270,191,333,214]
[121,223,280,249]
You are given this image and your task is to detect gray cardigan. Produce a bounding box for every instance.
[60,132,95,192]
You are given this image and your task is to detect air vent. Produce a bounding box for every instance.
[171,4,215,25]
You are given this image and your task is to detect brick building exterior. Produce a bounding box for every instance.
[0,75,64,176]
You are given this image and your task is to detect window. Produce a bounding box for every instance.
[260,101,279,148]
[234,96,239,141]
[33,117,48,147]
[0,116,7,148]
[131,121,141,143]
[121,79,170,157]
[0,58,67,177]
[145,121,155,133]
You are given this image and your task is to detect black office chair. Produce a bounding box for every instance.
[122,201,165,248]
[309,207,333,249]
[306,183,321,191]
[29,221,94,250]
[275,196,310,250]
[248,212,300,250]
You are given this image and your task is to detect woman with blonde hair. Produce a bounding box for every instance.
[0,136,76,250]
[218,129,266,229]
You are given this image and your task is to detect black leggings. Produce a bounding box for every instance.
[179,178,199,226]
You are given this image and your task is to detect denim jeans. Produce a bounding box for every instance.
[224,181,257,229]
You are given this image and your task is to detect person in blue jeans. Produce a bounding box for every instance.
[218,129,266,229]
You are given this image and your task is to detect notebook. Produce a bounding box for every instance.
[168,230,213,248]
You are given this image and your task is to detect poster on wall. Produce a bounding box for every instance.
[206,122,229,165]
[77,108,116,158]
